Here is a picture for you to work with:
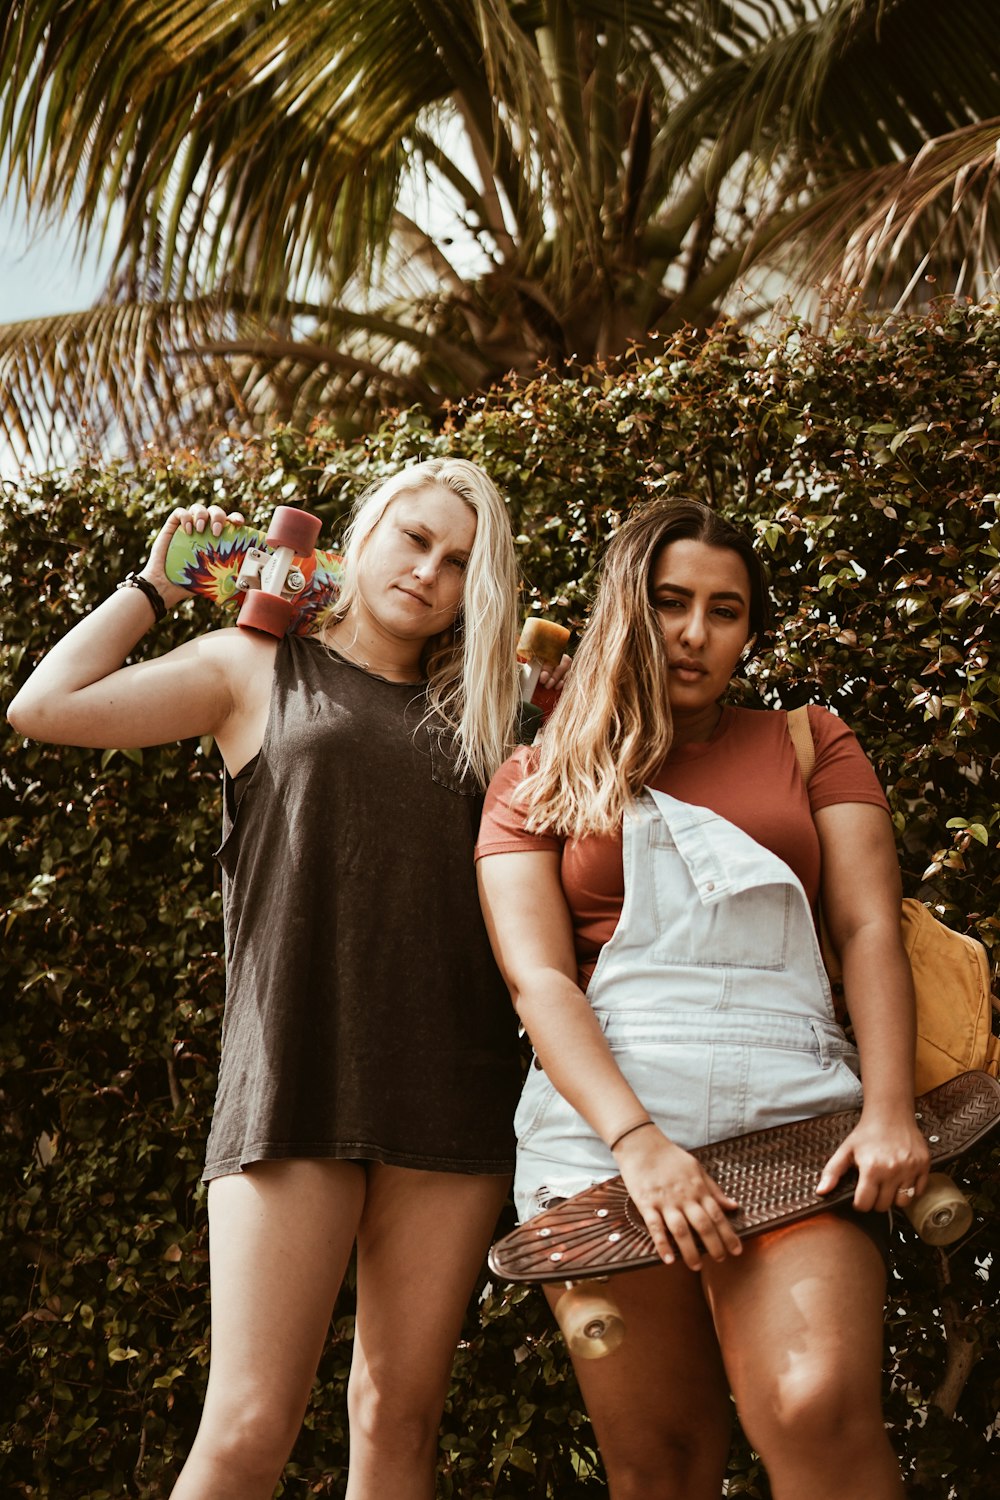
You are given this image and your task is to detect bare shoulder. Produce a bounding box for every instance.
[187,626,280,772]
[7,607,279,755]
[185,623,278,675]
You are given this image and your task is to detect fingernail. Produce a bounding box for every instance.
[195,519,206,532]
[212,522,223,536]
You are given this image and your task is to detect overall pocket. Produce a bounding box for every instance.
[513,1064,559,1147]
[647,825,792,969]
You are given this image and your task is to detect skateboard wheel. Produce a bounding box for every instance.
[554,1285,625,1361]
[905,1172,974,1245]
[266,505,322,555]
[237,589,295,637]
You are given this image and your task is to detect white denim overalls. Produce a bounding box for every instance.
[513,788,864,1222]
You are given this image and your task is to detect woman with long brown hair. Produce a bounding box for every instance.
[476,497,928,1499]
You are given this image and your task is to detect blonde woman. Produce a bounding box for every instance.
[476,498,930,1500]
[8,459,527,1500]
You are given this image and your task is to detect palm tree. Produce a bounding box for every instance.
[1,0,997,467]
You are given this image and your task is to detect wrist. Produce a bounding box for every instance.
[609,1118,655,1153]
[117,570,167,622]
[860,1094,918,1119]
[138,569,191,612]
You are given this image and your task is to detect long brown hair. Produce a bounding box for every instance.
[518,498,771,837]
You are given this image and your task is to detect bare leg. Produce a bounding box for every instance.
[170,1159,366,1500]
[549,1264,733,1500]
[345,1166,509,1500]
[703,1214,902,1500]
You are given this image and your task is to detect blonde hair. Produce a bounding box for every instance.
[322,458,521,787]
[518,499,770,838]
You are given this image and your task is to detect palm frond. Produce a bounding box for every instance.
[772,119,1000,314]
[0,288,478,470]
[662,0,1000,178]
[1,0,998,465]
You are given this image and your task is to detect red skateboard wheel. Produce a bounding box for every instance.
[237,589,295,637]
[266,505,322,555]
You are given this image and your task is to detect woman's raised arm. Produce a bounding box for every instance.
[7,504,270,768]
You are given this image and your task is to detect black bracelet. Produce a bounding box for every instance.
[117,571,167,623]
[609,1119,654,1152]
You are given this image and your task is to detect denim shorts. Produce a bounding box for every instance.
[513,1009,863,1223]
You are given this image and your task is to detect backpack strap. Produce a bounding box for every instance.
[786,704,844,996]
[787,704,816,786]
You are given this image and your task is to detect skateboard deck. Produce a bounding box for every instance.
[164,518,345,636]
[489,1070,1000,1285]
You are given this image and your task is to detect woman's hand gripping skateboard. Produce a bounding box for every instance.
[160,501,340,637]
[598,1086,928,1280]
[489,1071,1000,1358]
[131,502,249,618]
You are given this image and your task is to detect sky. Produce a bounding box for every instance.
[0,199,113,324]
[0,199,118,479]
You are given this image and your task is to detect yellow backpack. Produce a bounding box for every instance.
[787,705,1000,1093]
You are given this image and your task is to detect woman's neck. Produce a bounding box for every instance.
[325,617,425,682]
[669,702,724,746]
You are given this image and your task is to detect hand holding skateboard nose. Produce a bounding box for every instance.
[517,617,571,715]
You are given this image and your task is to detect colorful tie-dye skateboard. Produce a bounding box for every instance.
[489,1070,1000,1358]
[164,504,345,637]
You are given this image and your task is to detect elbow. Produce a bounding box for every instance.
[489,962,530,1018]
[7,686,52,743]
[7,691,31,737]
[499,972,524,1013]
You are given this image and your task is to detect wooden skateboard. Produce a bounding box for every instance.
[164,504,345,637]
[489,1070,1000,1358]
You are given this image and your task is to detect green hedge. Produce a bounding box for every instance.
[2,300,999,1497]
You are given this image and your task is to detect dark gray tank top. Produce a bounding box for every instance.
[203,634,520,1178]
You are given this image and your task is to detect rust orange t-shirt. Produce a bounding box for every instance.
[475,705,889,986]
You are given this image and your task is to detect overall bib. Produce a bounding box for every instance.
[513,789,864,1222]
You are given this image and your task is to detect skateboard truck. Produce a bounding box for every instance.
[234,547,309,599]
[234,505,324,636]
